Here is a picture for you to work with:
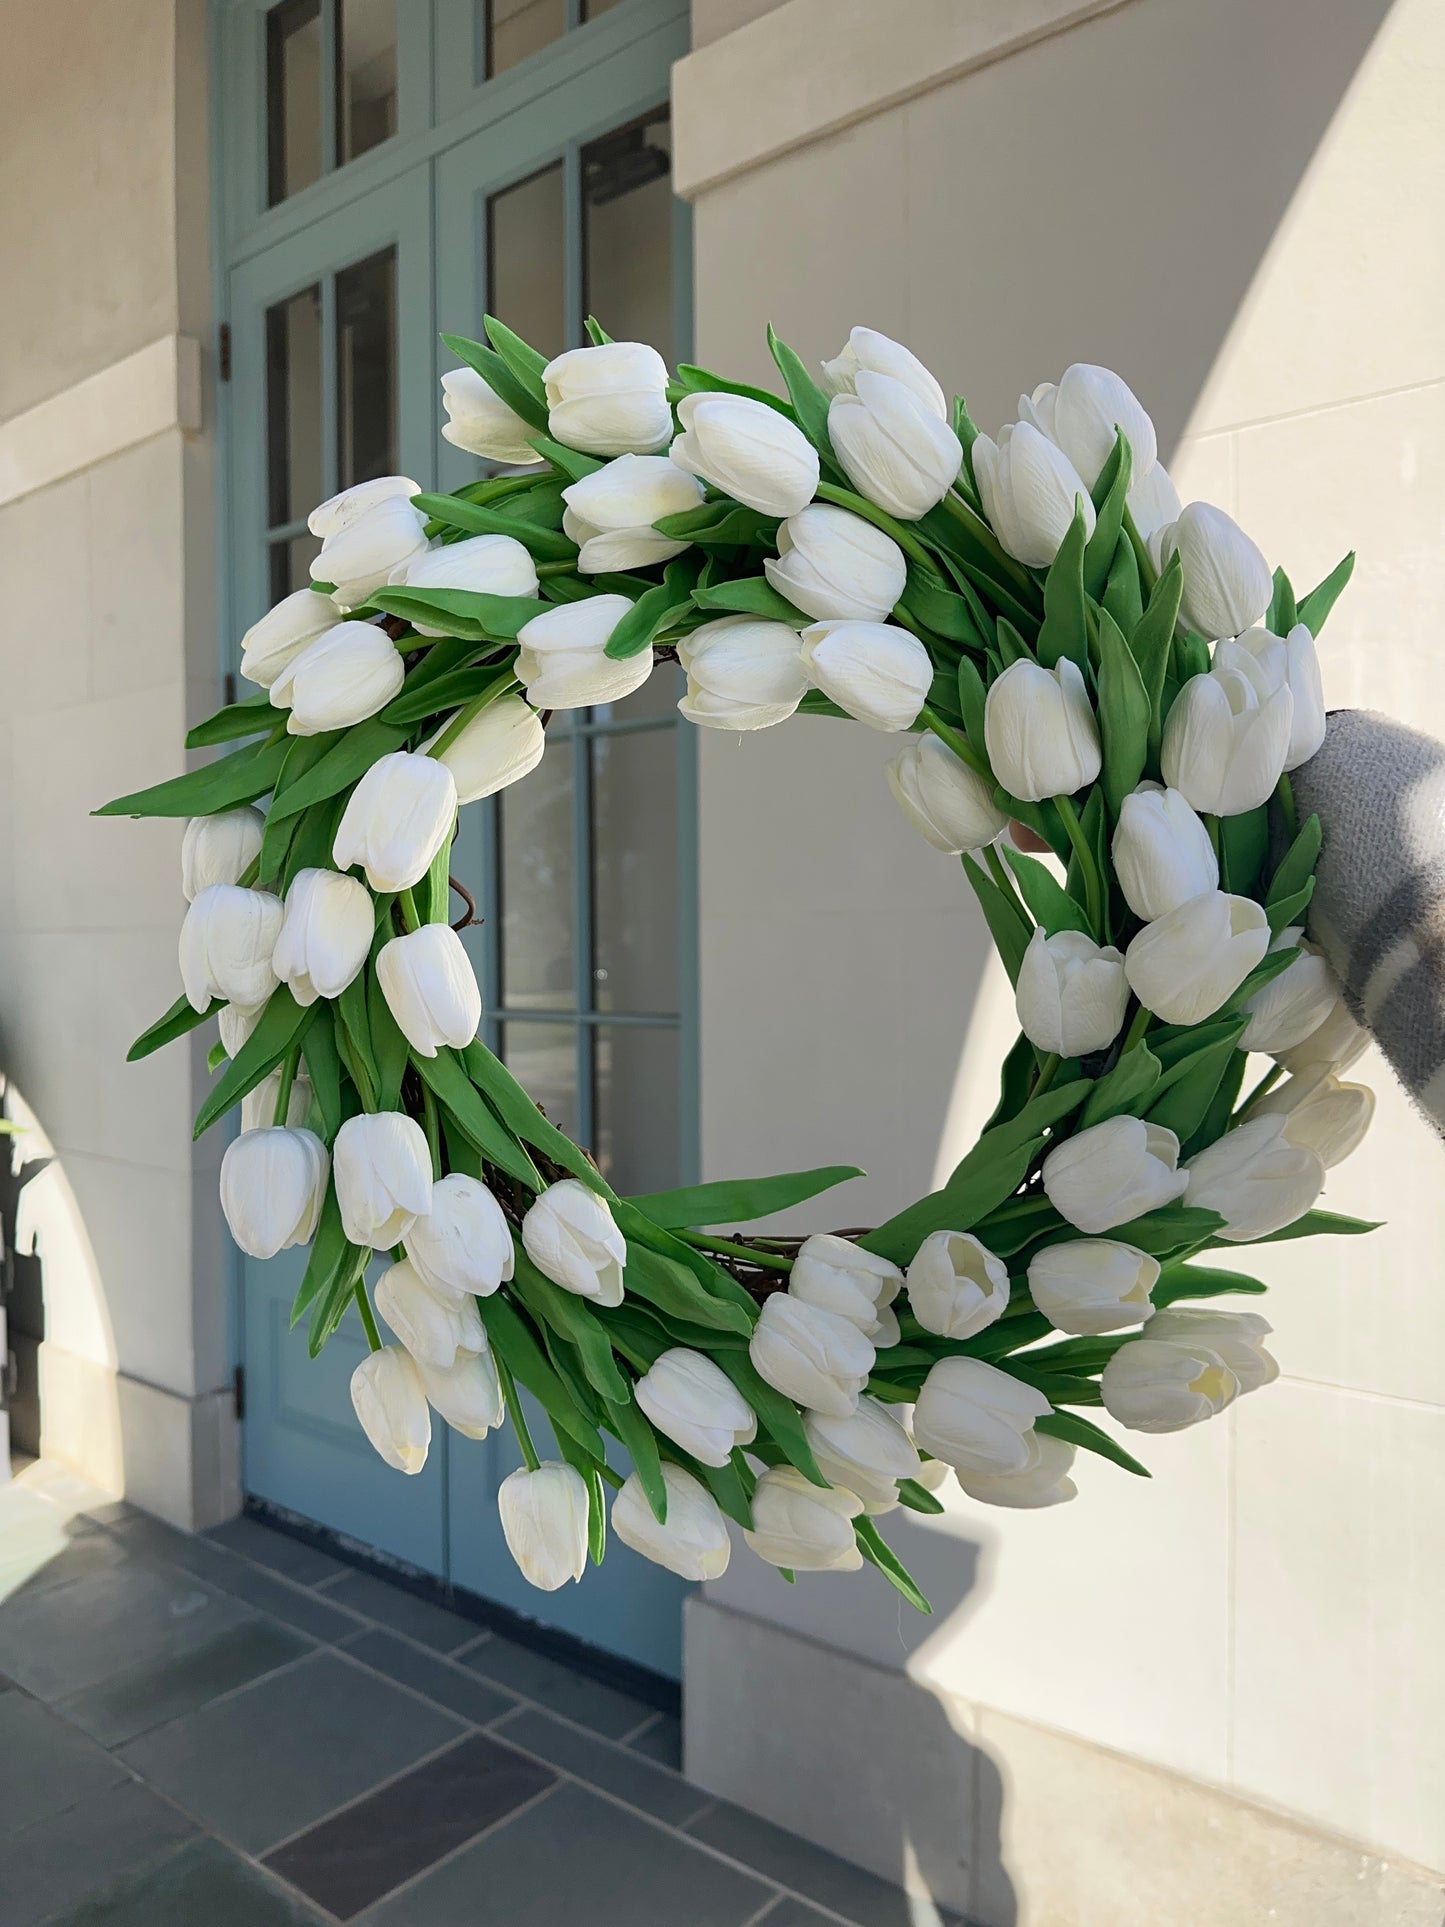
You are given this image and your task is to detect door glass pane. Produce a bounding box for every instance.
[594,1027,679,1193]
[583,108,673,361]
[592,657,681,727]
[500,745,575,1011]
[336,248,398,489]
[591,730,678,1015]
[504,1023,579,1141]
[265,284,323,528]
[488,165,566,362]
[582,0,627,15]
[269,533,325,602]
[266,0,323,205]
[338,0,397,164]
[486,0,565,78]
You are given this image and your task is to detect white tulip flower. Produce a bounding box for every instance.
[1124,889,1270,1026]
[219,1126,328,1260]
[332,1110,434,1249]
[1161,664,1293,816]
[612,1465,732,1582]
[677,617,809,731]
[1027,1239,1159,1335]
[1237,926,1337,1053]
[1041,1115,1187,1234]
[498,1461,590,1590]
[1018,363,1157,492]
[906,1230,1009,1340]
[404,1172,514,1301]
[634,1348,757,1467]
[819,327,948,419]
[561,455,705,572]
[765,503,907,624]
[391,533,539,634]
[313,495,431,611]
[1154,501,1272,640]
[544,342,672,457]
[1248,1065,1374,1169]
[374,1255,484,1371]
[514,595,651,710]
[912,1356,1051,1476]
[425,694,544,807]
[1144,1307,1278,1394]
[669,391,820,518]
[956,1431,1078,1509]
[350,1346,431,1474]
[239,586,341,688]
[1126,461,1181,545]
[269,620,405,736]
[308,475,420,539]
[333,751,457,895]
[804,1396,921,1515]
[886,734,1008,854]
[440,365,543,467]
[271,867,373,1006]
[1275,994,1370,1077]
[743,1465,864,1573]
[181,808,266,903]
[798,620,933,733]
[972,421,1094,568]
[521,1179,626,1306]
[1183,1113,1324,1242]
[1111,784,1218,922]
[1217,624,1326,771]
[787,1235,902,1338]
[984,656,1102,802]
[1100,1334,1236,1434]
[218,999,265,1058]
[1015,926,1129,1057]
[179,884,283,1013]
[417,1347,505,1439]
[828,372,962,522]
[749,1293,874,1418]
[375,923,482,1058]
[240,1065,314,1133]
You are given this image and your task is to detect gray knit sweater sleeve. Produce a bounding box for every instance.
[1291,708,1445,1134]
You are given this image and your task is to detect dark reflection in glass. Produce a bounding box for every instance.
[269,533,325,603]
[336,247,397,489]
[504,1023,579,1142]
[500,743,575,1011]
[583,107,673,361]
[266,0,323,205]
[591,728,678,1016]
[594,1027,679,1194]
[486,0,566,77]
[582,0,627,15]
[265,283,323,528]
[338,0,397,164]
[488,165,566,362]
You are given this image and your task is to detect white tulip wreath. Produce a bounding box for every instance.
[102,319,1378,1609]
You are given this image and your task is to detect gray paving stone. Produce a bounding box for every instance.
[3,1776,196,1927]
[627,1710,684,1769]
[117,1650,464,1855]
[0,1529,129,1599]
[57,1617,312,1747]
[342,1626,517,1726]
[321,1568,480,1652]
[43,1834,331,1926]
[105,1514,364,1642]
[204,1515,347,1587]
[686,1800,922,1927]
[497,1705,709,1827]
[0,1693,127,1839]
[460,1634,655,1739]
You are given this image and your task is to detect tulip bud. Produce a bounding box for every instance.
[1161,665,1293,816]
[426,694,545,805]
[1111,784,1218,921]
[332,751,457,895]
[742,1465,864,1573]
[498,1461,590,1590]
[1124,889,1270,1026]
[240,1065,313,1133]
[1100,1334,1236,1434]
[828,372,962,522]
[270,620,405,736]
[219,1126,328,1259]
[1237,926,1337,1053]
[416,1347,505,1439]
[1041,1115,1187,1234]
[1248,1065,1374,1169]
[350,1346,431,1474]
[1027,1238,1159,1335]
[179,884,283,1013]
[1126,461,1181,545]
[561,455,705,572]
[1018,363,1157,492]
[612,1464,732,1581]
[544,342,672,457]
[271,868,374,1006]
[956,1431,1078,1509]
[1015,927,1129,1057]
[440,366,543,467]
[1275,994,1370,1076]
[984,657,1102,802]
[239,586,341,688]
[520,1179,626,1306]
[972,421,1094,568]
[885,735,1008,854]
[1216,624,1326,771]
[803,1396,921,1515]
[749,1293,874,1418]
[1183,1113,1324,1242]
[404,1172,514,1301]
[309,475,419,538]
[313,495,431,611]
[1154,501,1272,640]
[634,1348,757,1467]
[391,533,539,634]
[1144,1306,1278,1393]
[765,503,907,624]
[669,391,819,518]
[912,1356,1051,1476]
[676,617,809,731]
[787,1235,901,1339]
[514,596,652,710]
[798,620,933,733]
[905,1230,1009,1340]
[218,1000,264,1058]
[181,808,266,903]
[820,327,948,418]
[375,923,482,1058]
[374,1255,485,1370]
[332,1110,434,1249]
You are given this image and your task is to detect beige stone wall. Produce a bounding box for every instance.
[679,0,1445,1909]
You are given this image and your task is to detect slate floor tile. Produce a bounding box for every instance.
[358,1781,773,1926]
[4,1776,196,1927]
[264,1731,556,1919]
[43,1834,331,1926]
[0,1528,129,1601]
[461,1635,654,1739]
[627,1710,684,1770]
[496,1706,709,1827]
[204,1515,346,1587]
[341,1627,517,1726]
[105,1515,363,1642]
[57,1617,312,1747]
[117,1650,463,1854]
[686,1802,920,1927]
[321,1569,479,1652]
[0,1693,127,1838]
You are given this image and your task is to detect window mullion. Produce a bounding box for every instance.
[319,273,339,501]
[562,140,584,351]
[572,725,594,1147]
[320,0,340,175]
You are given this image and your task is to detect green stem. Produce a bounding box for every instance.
[355,1281,383,1353]
[1276,772,1299,842]
[1032,1052,1060,1096]
[429,676,520,760]
[1122,1001,1152,1053]
[677,1230,794,1273]
[938,489,1036,593]
[399,889,423,933]
[918,705,990,781]
[813,481,938,572]
[271,1044,300,1127]
[1054,794,1103,933]
[594,1459,625,1491]
[1238,1062,1283,1115]
[1203,813,1222,860]
[421,1084,442,1179]
[495,1355,541,1471]
[535,560,577,578]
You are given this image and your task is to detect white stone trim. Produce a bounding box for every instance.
[0,335,204,509]
[671,0,1135,199]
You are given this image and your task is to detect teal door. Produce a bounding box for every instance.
[216,0,695,1674]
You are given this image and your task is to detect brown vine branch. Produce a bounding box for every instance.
[448,876,481,931]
